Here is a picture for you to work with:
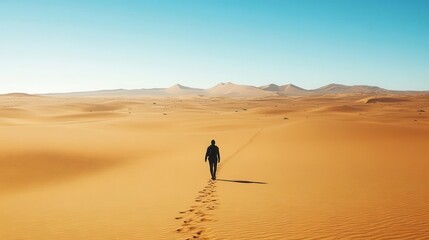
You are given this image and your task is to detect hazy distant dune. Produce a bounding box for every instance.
[207,82,276,97]
[0,93,42,98]
[164,84,205,96]
[41,82,427,98]
[314,84,386,94]
[259,83,310,96]
[259,83,282,91]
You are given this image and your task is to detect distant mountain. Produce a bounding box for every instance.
[259,84,281,91]
[279,84,310,96]
[207,82,275,97]
[40,82,423,97]
[314,84,386,94]
[165,84,204,95]
[259,83,310,96]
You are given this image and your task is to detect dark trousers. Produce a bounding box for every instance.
[209,159,218,179]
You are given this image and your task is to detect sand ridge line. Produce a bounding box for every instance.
[217,128,263,171]
[174,128,263,239]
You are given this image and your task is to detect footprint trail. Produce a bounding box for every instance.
[174,129,262,239]
[175,180,219,239]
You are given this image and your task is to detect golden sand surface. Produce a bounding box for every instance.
[0,93,428,239]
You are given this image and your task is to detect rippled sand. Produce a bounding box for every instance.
[0,93,428,239]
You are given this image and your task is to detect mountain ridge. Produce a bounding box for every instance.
[39,83,427,97]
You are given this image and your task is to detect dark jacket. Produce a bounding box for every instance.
[205,145,220,161]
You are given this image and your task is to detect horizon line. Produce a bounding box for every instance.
[1,82,428,96]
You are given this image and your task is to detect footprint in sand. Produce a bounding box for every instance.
[175,180,219,239]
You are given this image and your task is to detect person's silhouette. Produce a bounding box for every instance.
[205,139,220,180]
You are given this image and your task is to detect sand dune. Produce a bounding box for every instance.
[361,96,409,104]
[314,104,366,113]
[0,93,428,239]
[0,150,119,193]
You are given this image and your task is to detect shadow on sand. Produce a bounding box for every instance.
[217,179,268,184]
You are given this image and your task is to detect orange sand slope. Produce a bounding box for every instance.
[0,93,428,239]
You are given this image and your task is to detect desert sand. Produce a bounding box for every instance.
[1,92,429,239]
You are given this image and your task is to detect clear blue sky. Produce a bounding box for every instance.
[1,0,428,93]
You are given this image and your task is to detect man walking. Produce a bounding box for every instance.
[205,139,220,180]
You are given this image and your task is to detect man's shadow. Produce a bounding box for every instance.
[217,179,267,184]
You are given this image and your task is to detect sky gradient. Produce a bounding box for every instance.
[1,0,428,93]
